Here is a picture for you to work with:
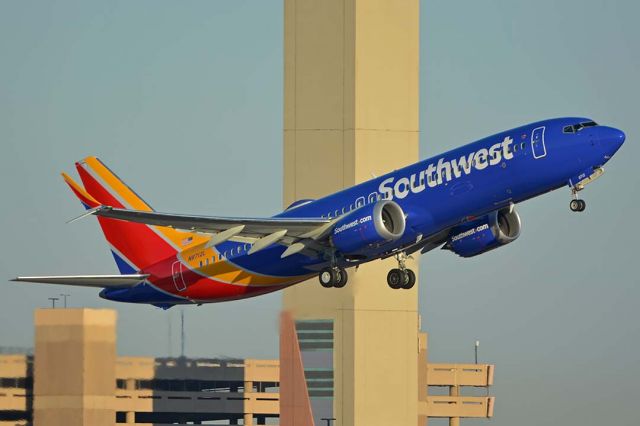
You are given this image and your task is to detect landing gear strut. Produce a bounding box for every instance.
[387,253,416,290]
[319,267,348,288]
[569,188,586,212]
[568,168,605,212]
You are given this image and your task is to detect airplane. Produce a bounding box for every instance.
[13,117,625,308]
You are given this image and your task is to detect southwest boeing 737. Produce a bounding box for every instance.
[13,118,625,308]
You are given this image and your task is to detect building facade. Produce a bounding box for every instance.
[0,308,279,426]
[1,309,493,426]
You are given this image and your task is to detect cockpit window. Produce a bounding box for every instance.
[563,121,598,134]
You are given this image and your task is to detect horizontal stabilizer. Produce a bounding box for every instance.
[11,274,149,288]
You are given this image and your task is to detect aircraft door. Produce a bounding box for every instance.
[531,126,547,159]
[172,261,187,291]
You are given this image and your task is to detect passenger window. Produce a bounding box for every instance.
[206,258,209,266]
[199,261,203,268]
[521,142,525,150]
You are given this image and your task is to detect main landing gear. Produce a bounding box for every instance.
[319,267,348,288]
[387,253,416,290]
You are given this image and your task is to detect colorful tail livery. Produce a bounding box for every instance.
[13,118,625,307]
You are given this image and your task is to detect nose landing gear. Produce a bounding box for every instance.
[570,198,586,212]
[568,167,605,212]
[387,253,416,290]
[569,188,586,212]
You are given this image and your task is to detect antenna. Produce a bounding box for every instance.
[60,294,70,308]
[48,297,59,309]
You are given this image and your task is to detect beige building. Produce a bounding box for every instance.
[0,308,493,426]
[0,308,279,426]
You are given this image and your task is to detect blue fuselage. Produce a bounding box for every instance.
[99,117,625,305]
[221,117,624,277]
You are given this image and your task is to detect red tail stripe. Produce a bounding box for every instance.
[76,163,176,269]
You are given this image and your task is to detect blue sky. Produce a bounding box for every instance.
[1,1,639,424]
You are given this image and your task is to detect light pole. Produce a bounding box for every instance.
[60,294,70,308]
[48,297,59,309]
[180,309,185,358]
[475,340,480,364]
[321,418,336,426]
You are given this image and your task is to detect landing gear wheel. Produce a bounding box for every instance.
[334,268,348,288]
[319,267,338,288]
[570,199,586,212]
[402,269,416,289]
[387,269,405,289]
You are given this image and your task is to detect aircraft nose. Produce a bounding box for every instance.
[600,126,625,156]
[614,128,626,148]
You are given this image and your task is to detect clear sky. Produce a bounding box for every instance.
[1,1,638,425]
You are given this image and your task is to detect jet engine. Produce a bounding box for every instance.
[445,206,521,258]
[331,200,405,254]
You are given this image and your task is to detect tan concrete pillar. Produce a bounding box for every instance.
[244,412,254,426]
[418,332,429,426]
[283,1,420,425]
[33,308,116,426]
[125,378,136,423]
[244,379,254,426]
[449,385,460,426]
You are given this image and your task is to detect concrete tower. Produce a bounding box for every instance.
[281,1,420,425]
[33,309,116,426]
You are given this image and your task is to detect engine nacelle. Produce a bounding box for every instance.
[446,207,521,258]
[331,200,406,254]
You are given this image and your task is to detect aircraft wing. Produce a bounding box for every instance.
[11,274,149,288]
[87,206,335,257]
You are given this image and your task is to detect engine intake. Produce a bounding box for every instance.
[332,200,405,254]
[446,207,521,258]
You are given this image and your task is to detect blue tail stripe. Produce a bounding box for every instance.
[111,250,137,274]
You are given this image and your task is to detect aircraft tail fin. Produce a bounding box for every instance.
[63,157,203,272]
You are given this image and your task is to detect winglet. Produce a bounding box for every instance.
[62,172,101,209]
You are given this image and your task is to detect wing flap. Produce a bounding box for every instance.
[12,274,148,288]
